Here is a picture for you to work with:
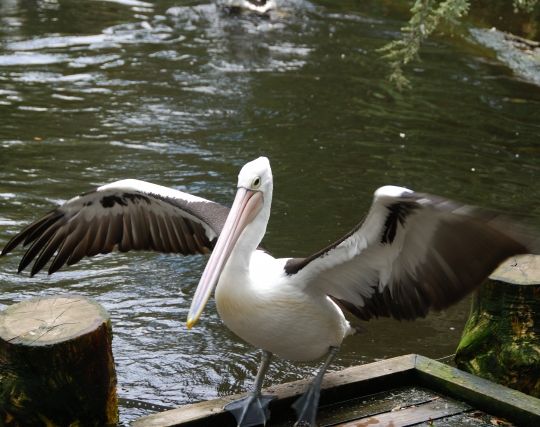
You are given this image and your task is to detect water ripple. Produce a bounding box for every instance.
[0,53,68,66]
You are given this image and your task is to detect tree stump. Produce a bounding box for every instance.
[455,254,540,397]
[0,295,118,426]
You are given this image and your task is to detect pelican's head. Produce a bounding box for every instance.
[237,156,272,195]
[187,157,272,329]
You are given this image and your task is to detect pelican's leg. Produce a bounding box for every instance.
[225,350,275,427]
[292,346,339,427]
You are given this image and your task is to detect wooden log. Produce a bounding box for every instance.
[0,295,118,426]
[455,254,540,397]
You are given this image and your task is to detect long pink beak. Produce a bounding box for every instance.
[186,187,263,329]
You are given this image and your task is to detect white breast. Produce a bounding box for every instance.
[215,251,353,361]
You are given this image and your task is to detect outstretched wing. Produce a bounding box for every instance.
[1,179,230,276]
[284,186,539,321]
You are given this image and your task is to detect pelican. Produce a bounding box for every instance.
[220,0,276,15]
[1,157,538,427]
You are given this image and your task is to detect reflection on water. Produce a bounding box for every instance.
[1,0,539,424]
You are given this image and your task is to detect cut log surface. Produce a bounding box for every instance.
[455,254,540,398]
[489,253,540,285]
[0,295,118,426]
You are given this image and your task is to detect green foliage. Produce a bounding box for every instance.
[514,0,539,12]
[380,0,539,89]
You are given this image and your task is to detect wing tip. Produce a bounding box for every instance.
[374,185,413,199]
[1,237,23,257]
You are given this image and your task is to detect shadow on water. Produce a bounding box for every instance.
[0,0,539,424]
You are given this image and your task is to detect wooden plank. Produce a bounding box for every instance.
[134,354,540,427]
[335,397,470,427]
[316,387,438,427]
[414,355,540,427]
[413,410,511,427]
[133,355,416,427]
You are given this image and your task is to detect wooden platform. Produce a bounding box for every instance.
[133,354,540,427]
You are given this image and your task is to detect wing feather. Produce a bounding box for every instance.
[19,221,63,273]
[171,216,189,255]
[49,220,87,274]
[67,231,91,266]
[32,227,67,276]
[3,211,62,253]
[178,217,198,253]
[88,218,107,256]
[1,179,230,275]
[159,214,174,253]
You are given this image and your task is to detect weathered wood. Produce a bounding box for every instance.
[414,355,540,427]
[336,397,470,427]
[455,254,540,397]
[318,386,437,426]
[132,355,416,427]
[0,295,118,426]
[133,354,540,427]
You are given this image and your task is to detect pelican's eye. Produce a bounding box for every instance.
[251,176,261,189]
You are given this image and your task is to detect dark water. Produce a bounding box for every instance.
[1,0,539,424]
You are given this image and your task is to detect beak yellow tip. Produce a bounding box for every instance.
[186,318,196,330]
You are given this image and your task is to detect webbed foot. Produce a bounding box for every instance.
[292,383,320,426]
[225,393,275,427]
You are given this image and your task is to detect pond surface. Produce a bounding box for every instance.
[0,0,539,424]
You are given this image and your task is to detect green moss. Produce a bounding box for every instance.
[455,283,540,397]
